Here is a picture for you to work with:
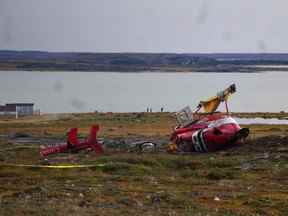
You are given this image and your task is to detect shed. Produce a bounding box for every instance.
[5,103,34,116]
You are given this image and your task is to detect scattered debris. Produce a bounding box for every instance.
[128,141,158,153]
[102,137,164,153]
[240,162,256,171]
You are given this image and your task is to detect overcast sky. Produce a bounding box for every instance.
[0,0,288,53]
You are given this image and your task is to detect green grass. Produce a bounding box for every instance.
[1,113,288,215]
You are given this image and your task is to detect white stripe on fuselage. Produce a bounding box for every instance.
[191,130,208,152]
[207,117,237,129]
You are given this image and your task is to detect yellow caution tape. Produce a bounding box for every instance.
[0,164,105,169]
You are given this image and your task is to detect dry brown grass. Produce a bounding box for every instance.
[0,112,288,215]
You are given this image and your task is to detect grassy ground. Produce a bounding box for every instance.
[0,112,288,215]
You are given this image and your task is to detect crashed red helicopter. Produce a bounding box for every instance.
[40,84,248,156]
[40,125,103,157]
[169,84,249,153]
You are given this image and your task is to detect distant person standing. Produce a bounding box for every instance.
[150,108,152,112]
[161,107,164,112]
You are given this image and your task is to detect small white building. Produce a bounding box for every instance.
[0,103,34,117]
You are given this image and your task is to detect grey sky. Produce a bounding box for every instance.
[0,0,288,52]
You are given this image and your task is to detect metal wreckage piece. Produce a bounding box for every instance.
[40,125,103,157]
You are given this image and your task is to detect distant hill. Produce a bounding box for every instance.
[1,51,288,72]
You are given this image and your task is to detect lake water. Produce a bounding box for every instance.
[235,118,288,125]
[0,71,287,113]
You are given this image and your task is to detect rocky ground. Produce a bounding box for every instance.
[0,112,288,215]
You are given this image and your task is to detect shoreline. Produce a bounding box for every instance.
[2,51,288,72]
[1,65,288,73]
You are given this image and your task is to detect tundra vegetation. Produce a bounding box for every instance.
[0,112,288,215]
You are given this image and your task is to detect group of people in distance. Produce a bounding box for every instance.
[146,107,164,112]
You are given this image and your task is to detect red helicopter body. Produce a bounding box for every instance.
[170,84,249,153]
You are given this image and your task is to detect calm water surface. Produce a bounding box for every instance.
[0,71,287,113]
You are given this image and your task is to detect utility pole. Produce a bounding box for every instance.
[15,106,18,119]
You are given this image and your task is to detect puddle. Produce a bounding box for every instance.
[234,117,288,125]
